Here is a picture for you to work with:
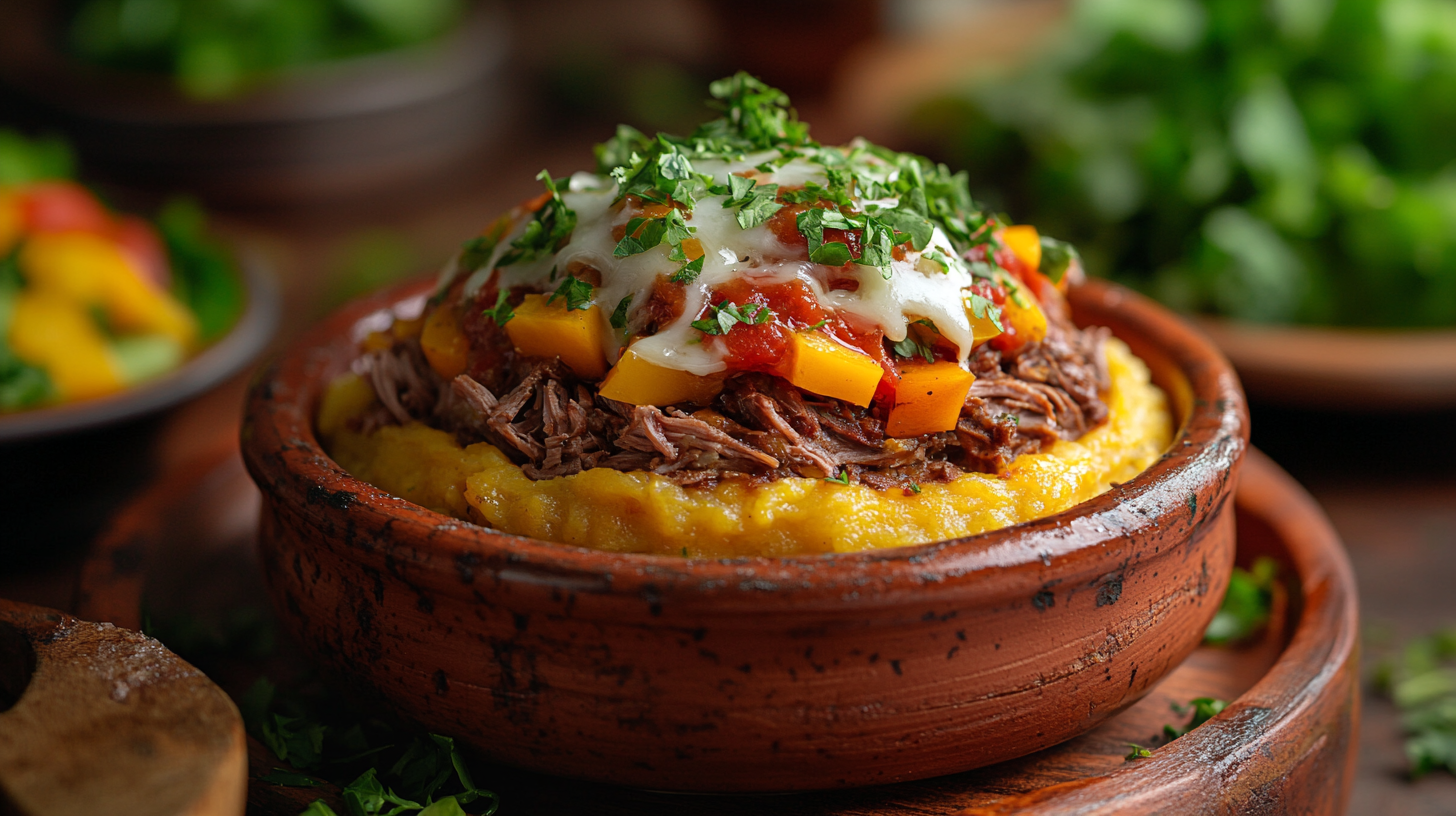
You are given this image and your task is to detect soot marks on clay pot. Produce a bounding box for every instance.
[946,646,960,660]
[921,610,958,622]
[1095,572,1125,607]
[305,484,356,511]
[433,669,449,695]
[454,552,480,584]
[512,612,529,632]
[1032,590,1056,611]
[490,638,545,724]
[1128,665,1139,688]
[641,584,663,617]
[890,659,903,676]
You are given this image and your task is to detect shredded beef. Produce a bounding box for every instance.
[354,311,1112,489]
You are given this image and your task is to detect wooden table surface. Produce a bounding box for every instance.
[2,115,1455,813]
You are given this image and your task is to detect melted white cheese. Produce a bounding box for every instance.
[443,150,985,374]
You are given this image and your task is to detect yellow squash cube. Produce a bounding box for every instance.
[504,294,607,379]
[420,306,469,380]
[886,361,975,438]
[1003,292,1048,345]
[782,331,883,407]
[999,224,1042,271]
[599,349,722,406]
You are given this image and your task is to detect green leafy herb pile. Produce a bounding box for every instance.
[1372,627,1456,777]
[919,0,1456,327]
[67,0,466,100]
[240,678,499,816]
[1204,556,1280,645]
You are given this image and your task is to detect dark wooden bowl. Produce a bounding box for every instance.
[240,277,1248,792]
[0,1,509,206]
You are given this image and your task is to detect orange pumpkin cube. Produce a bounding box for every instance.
[886,361,975,438]
[504,294,606,379]
[782,331,883,407]
[599,349,722,406]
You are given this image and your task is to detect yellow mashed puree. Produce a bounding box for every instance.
[319,339,1170,557]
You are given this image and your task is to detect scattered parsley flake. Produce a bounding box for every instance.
[482,290,514,325]
[547,275,595,311]
[824,469,850,485]
[671,255,705,283]
[1125,744,1153,761]
[497,170,577,268]
[1371,627,1456,778]
[908,483,921,494]
[966,293,1005,332]
[998,413,1021,426]
[808,318,828,330]
[1163,697,1228,742]
[692,300,774,336]
[610,294,633,329]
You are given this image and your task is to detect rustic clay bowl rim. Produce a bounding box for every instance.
[245,276,1246,606]
[0,245,279,443]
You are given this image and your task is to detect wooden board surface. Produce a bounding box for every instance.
[67,445,1358,814]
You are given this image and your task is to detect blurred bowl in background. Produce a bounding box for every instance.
[0,244,278,565]
[1195,318,1456,410]
[0,1,510,207]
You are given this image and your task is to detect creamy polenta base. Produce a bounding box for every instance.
[318,339,1170,557]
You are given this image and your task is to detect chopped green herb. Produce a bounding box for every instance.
[614,208,693,258]
[891,335,934,363]
[998,413,1020,426]
[670,255,705,283]
[497,170,577,268]
[908,483,921,494]
[547,275,594,312]
[1125,743,1153,761]
[965,293,1005,333]
[1038,236,1079,285]
[1204,556,1279,645]
[718,175,783,229]
[691,300,774,336]
[824,469,850,485]
[298,801,338,816]
[808,318,828,330]
[681,547,688,556]
[610,295,633,329]
[482,290,514,326]
[458,236,496,273]
[0,248,55,409]
[1163,697,1228,742]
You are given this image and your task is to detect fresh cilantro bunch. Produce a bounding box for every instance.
[920,0,1456,327]
[1372,628,1456,778]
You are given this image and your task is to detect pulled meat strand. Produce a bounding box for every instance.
[353,313,1111,489]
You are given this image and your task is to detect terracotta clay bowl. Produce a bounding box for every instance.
[241,277,1248,792]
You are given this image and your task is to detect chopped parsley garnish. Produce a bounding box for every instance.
[997,413,1021,426]
[496,170,577,268]
[908,483,921,494]
[719,175,783,229]
[457,236,496,273]
[547,275,594,311]
[891,335,934,363]
[966,292,1005,332]
[482,290,514,325]
[609,294,633,329]
[1125,744,1153,761]
[1163,697,1228,742]
[670,255,705,283]
[808,318,828,330]
[1204,556,1279,645]
[614,208,693,258]
[1039,235,1080,285]
[824,469,850,485]
[691,300,774,336]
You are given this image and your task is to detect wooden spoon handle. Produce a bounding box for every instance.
[0,599,245,816]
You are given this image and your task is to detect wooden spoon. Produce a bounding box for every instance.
[0,599,245,816]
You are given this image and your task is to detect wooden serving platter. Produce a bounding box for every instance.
[75,446,1358,815]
